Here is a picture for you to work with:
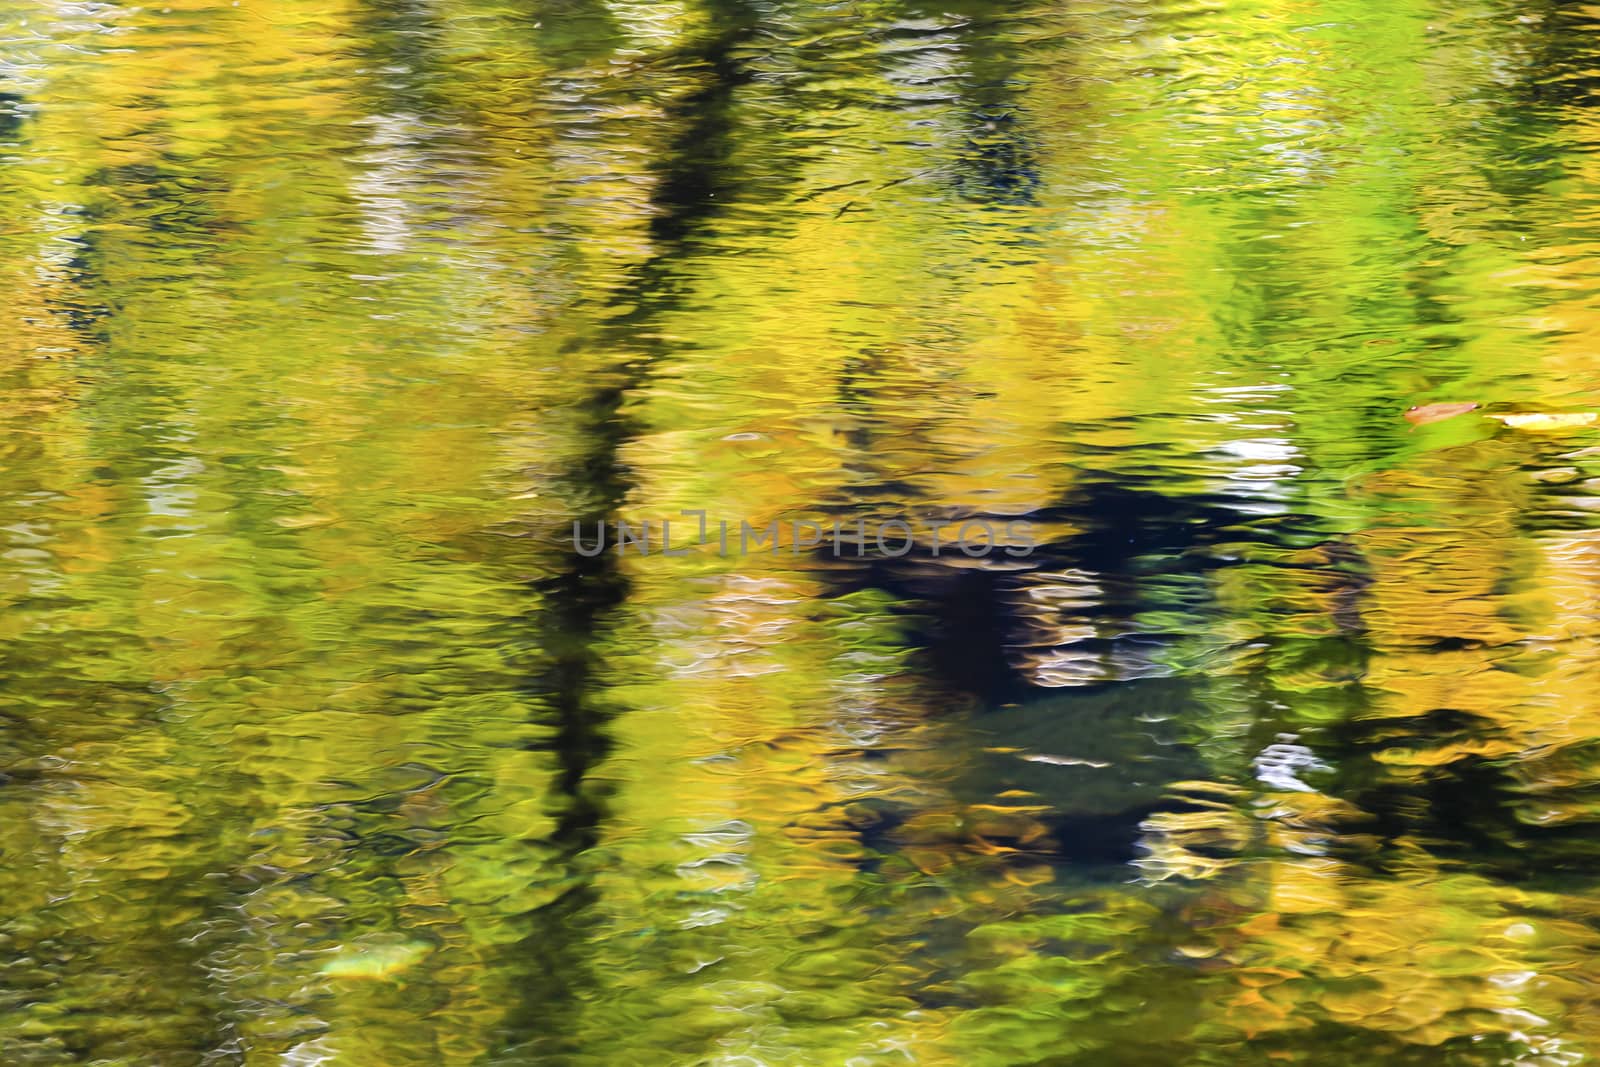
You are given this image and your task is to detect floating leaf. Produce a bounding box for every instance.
[1019,753,1111,768]
[1487,412,1599,432]
[273,513,338,529]
[1403,402,1479,427]
[319,938,432,980]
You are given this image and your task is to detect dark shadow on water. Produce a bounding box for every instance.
[819,482,1280,869]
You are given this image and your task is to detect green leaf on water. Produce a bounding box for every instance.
[319,938,432,980]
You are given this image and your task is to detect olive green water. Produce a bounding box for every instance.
[6,1,1600,1064]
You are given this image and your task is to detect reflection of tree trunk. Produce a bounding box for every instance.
[946,13,1041,207]
[542,0,764,841]
[497,3,771,1058]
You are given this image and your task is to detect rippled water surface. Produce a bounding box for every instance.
[6,1,1600,1063]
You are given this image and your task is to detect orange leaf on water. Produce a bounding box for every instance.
[1404,401,1479,426]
